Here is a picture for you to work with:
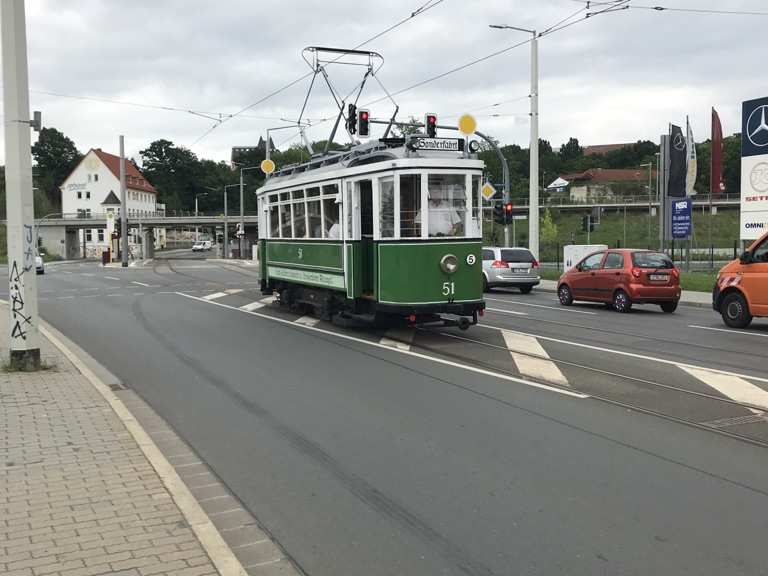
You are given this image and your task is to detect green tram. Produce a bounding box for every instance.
[256,136,486,329]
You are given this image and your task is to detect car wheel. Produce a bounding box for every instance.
[482,276,489,293]
[721,292,752,328]
[558,284,573,306]
[613,289,632,313]
[519,286,533,294]
[660,301,678,314]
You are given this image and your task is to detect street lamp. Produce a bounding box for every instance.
[204,184,240,259]
[194,192,208,242]
[232,162,261,258]
[490,24,539,256]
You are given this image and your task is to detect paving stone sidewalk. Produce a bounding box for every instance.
[0,315,221,576]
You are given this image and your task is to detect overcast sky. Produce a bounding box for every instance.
[2,0,765,165]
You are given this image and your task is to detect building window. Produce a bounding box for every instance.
[86,191,91,200]
[85,229,92,242]
[94,174,99,182]
[85,208,92,218]
[77,191,82,199]
[98,229,104,242]
[87,174,92,182]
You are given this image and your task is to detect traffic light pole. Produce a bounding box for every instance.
[119,136,128,267]
[2,0,40,369]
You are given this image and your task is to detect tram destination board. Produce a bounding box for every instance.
[409,137,465,152]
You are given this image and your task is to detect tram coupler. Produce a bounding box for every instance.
[439,311,478,331]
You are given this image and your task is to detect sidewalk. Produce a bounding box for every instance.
[538,279,712,308]
[0,313,241,576]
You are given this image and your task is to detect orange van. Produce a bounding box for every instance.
[712,230,768,328]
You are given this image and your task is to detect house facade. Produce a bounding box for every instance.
[59,148,165,257]
[558,168,657,202]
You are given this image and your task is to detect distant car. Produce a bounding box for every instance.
[557,249,681,313]
[35,255,44,275]
[481,247,540,293]
[192,241,212,252]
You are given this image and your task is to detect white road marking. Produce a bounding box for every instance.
[478,322,768,386]
[689,325,768,338]
[260,295,277,304]
[202,292,228,301]
[82,273,94,277]
[104,276,120,281]
[132,281,150,287]
[240,301,264,312]
[502,330,569,386]
[485,297,597,315]
[380,328,415,351]
[225,288,244,295]
[680,366,768,412]
[295,315,320,327]
[485,307,528,317]
[176,292,587,399]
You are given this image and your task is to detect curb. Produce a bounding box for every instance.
[535,284,710,309]
[35,320,250,576]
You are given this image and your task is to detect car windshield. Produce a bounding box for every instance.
[501,249,535,263]
[632,252,674,269]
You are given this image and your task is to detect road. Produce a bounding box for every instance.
[6,257,768,576]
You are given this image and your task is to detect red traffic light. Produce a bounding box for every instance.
[360,111,369,121]
[425,113,437,137]
[426,114,436,125]
[504,202,513,213]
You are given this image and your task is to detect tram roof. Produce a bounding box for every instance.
[256,138,484,195]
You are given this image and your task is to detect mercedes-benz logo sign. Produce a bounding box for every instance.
[751,162,768,193]
[672,133,686,151]
[747,105,768,148]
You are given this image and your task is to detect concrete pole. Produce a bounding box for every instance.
[119,136,128,267]
[223,188,228,259]
[528,32,540,259]
[239,168,245,257]
[2,0,40,369]
[195,196,199,242]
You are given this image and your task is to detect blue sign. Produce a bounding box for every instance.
[671,198,693,239]
[742,96,768,158]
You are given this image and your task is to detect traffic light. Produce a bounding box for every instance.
[357,109,370,138]
[347,103,357,134]
[493,204,505,225]
[581,215,595,233]
[114,217,122,238]
[425,113,437,137]
[504,202,513,217]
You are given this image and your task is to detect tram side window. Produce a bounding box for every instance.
[307,198,321,238]
[471,174,481,237]
[279,202,292,238]
[400,174,421,238]
[269,203,279,238]
[379,177,394,238]
[345,181,354,239]
[292,190,306,238]
[426,174,465,237]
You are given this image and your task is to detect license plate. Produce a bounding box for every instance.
[512,268,529,273]
[649,274,669,281]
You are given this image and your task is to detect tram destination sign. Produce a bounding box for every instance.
[409,137,465,152]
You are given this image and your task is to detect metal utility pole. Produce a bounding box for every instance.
[195,192,208,242]
[2,0,40,369]
[641,161,653,248]
[237,165,260,258]
[489,24,538,256]
[119,136,129,267]
[658,135,669,252]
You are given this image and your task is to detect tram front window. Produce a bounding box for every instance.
[400,174,421,238]
[426,174,465,237]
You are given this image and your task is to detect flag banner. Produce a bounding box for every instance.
[668,124,687,198]
[685,117,697,195]
[741,96,768,239]
[711,108,725,196]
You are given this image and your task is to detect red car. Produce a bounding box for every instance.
[557,249,681,313]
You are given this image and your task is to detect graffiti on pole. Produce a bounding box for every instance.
[9,224,36,341]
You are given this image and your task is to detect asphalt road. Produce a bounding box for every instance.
[5,258,768,575]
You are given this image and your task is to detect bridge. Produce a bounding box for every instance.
[18,213,261,229]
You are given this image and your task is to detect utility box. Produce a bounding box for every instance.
[563,244,608,272]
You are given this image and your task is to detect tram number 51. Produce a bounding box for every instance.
[442,281,455,296]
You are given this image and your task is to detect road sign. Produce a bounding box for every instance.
[409,137,463,152]
[261,158,276,174]
[458,114,477,136]
[671,197,692,239]
[481,182,496,201]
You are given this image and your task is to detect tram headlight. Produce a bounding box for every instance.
[440,254,459,275]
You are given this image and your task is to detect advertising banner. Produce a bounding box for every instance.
[671,197,692,239]
[741,96,768,240]
[668,124,687,198]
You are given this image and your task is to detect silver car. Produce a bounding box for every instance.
[481,247,540,293]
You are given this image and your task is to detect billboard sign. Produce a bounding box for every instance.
[742,96,768,240]
[671,198,693,239]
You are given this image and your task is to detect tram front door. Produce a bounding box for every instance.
[358,180,374,295]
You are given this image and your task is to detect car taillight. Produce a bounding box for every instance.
[491,260,508,268]
[532,259,539,269]
[631,267,642,279]
[671,268,680,279]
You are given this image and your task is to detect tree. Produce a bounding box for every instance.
[559,137,582,162]
[31,127,82,209]
[393,116,422,138]
[540,208,558,249]
[139,140,200,212]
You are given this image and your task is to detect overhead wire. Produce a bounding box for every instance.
[631,4,768,16]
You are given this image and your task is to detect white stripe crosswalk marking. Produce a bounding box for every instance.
[260,296,277,304]
[202,292,227,300]
[240,301,264,312]
[225,288,244,295]
[295,315,320,327]
[502,330,569,386]
[379,328,415,351]
[680,366,768,412]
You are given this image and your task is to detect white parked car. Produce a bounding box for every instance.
[35,255,44,275]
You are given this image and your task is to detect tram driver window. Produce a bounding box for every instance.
[425,174,466,237]
[399,174,421,238]
[379,177,394,238]
[471,174,481,237]
[322,185,340,239]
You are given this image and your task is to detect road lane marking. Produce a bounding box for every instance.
[485,297,597,315]
[240,301,264,312]
[295,315,320,327]
[502,330,569,386]
[380,328,415,351]
[478,322,768,386]
[225,288,244,295]
[132,281,150,287]
[680,366,768,412]
[202,292,228,301]
[485,307,528,317]
[260,296,277,304]
[689,325,768,338]
[175,292,587,399]
[104,275,120,280]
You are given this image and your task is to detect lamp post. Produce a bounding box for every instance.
[641,161,654,248]
[204,185,240,259]
[194,192,208,242]
[233,163,261,258]
[490,24,539,257]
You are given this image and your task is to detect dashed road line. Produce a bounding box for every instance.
[380,328,415,351]
[240,301,265,312]
[132,281,150,287]
[501,330,569,386]
[260,295,277,304]
[295,315,320,327]
[225,288,244,295]
[485,297,597,315]
[484,307,528,317]
[680,366,768,412]
[203,292,228,301]
[104,275,120,280]
[689,325,768,338]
